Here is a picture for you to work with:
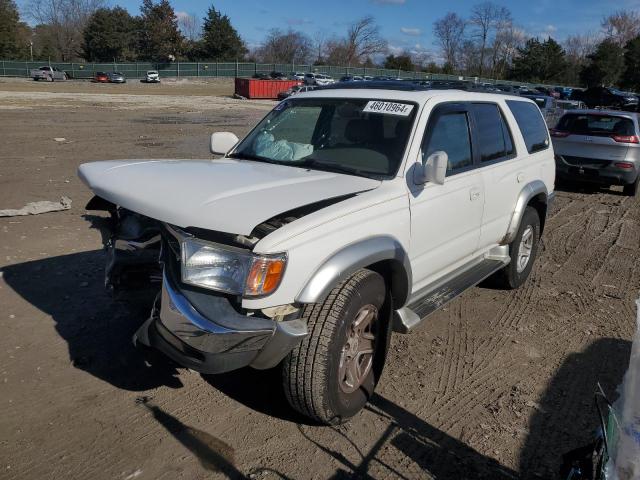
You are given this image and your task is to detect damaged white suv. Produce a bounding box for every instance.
[79,84,555,424]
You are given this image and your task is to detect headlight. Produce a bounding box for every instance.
[181,237,286,297]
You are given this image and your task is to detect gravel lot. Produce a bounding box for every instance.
[1,78,639,480]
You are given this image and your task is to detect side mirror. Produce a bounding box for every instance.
[417,150,448,185]
[210,132,239,156]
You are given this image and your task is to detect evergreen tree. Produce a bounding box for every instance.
[139,0,183,61]
[579,39,624,87]
[510,37,567,83]
[199,5,246,61]
[82,7,139,62]
[621,36,640,91]
[0,0,23,59]
[383,54,414,71]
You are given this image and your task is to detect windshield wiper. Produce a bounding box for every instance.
[297,158,372,178]
[227,152,283,165]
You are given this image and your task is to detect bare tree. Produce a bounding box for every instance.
[563,32,598,84]
[602,10,640,46]
[27,0,105,60]
[433,12,465,72]
[469,1,511,78]
[344,16,387,66]
[178,13,201,42]
[490,20,525,78]
[257,28,313,64]
[312,30,326,64]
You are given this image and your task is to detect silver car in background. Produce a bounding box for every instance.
[551,110,640,196]
[108,72,126,83]
[145,70,160,83]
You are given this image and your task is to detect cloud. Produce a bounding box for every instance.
[175,11,190,20]
[371,0,406,4]
[400,27,422,36]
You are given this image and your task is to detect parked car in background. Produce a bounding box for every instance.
[521,94,562,126]
[339,75,364,82]
[551,110,640,196]
[495,84,519,93]
[92,71,109,83]
[556,99,586,110]
[144,70,160,83]
[276,85,317,100]
[307,73,335,86]
[269,71,288,80]
[363,75,373,81]
[289,72,305,81]
[554,86,573,99]
[31,66,67,81]
[108,72,126,83]
[580,87,638,110]
[253,73,271,80]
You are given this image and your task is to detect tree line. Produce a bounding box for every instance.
[2,0,640,90]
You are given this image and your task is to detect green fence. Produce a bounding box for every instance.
[0,59,531,86]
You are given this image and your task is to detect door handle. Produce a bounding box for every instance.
[469,188,481,201]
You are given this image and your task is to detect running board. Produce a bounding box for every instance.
[393,256,509,334]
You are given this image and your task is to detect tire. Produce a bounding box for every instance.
[496,206,541,289]
[623,176,639,197]
[282,269,391,425]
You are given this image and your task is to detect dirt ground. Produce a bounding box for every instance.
[1,78,639,480]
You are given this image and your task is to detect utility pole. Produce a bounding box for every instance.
[29,41,33,62]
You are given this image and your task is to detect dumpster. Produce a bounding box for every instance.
[235,78,302,99]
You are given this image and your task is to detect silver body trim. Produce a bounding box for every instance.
[295,236,412,305]
[502,180,548,245]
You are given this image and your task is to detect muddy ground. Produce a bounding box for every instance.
[1,78,639,480]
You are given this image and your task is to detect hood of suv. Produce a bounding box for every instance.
[78,159,380,235]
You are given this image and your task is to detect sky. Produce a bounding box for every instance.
[15,0,640,59]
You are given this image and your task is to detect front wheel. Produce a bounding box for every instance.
[282,269,391,425]
[496,206,541,289]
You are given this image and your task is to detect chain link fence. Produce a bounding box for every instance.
[0,59,530,86]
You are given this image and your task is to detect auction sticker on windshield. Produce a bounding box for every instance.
[363,101,414,116]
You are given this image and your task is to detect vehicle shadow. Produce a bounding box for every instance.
[202,366,310,424]
[519,337,631,478]
[554,179,627,196]
[2,250,182,391]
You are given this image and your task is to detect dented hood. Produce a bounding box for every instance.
[78,159,380,235]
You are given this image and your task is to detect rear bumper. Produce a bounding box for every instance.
[134,271,307,374]
[555,156,638,186]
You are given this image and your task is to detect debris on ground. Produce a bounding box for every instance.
[0,196,72,217]
[53,137,66,142]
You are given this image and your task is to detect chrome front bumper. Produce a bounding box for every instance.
[134,271,307,374]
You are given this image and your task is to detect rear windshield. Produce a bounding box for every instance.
[556,114,635,136]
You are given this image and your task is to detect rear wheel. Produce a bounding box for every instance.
[496,206,541,289]
[282,269,391,425]
[623,176,639,197]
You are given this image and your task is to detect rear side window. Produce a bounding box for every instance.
[423,112,473,173]
[471,103,515,162]
[506,100,550,154]
[556,114,635,136]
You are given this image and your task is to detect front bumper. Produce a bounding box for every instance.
[134,271,307,374]
[555,155,639,186]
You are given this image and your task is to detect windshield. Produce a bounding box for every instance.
[556,114,635,136]
[230,98,417,178]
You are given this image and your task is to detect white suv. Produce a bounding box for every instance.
[79,86,555,424]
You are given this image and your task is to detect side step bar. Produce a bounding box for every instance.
[393,255,509,334]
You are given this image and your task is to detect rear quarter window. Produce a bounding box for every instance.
[506,100,550,154]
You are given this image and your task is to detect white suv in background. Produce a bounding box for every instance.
[79,84,555,425]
